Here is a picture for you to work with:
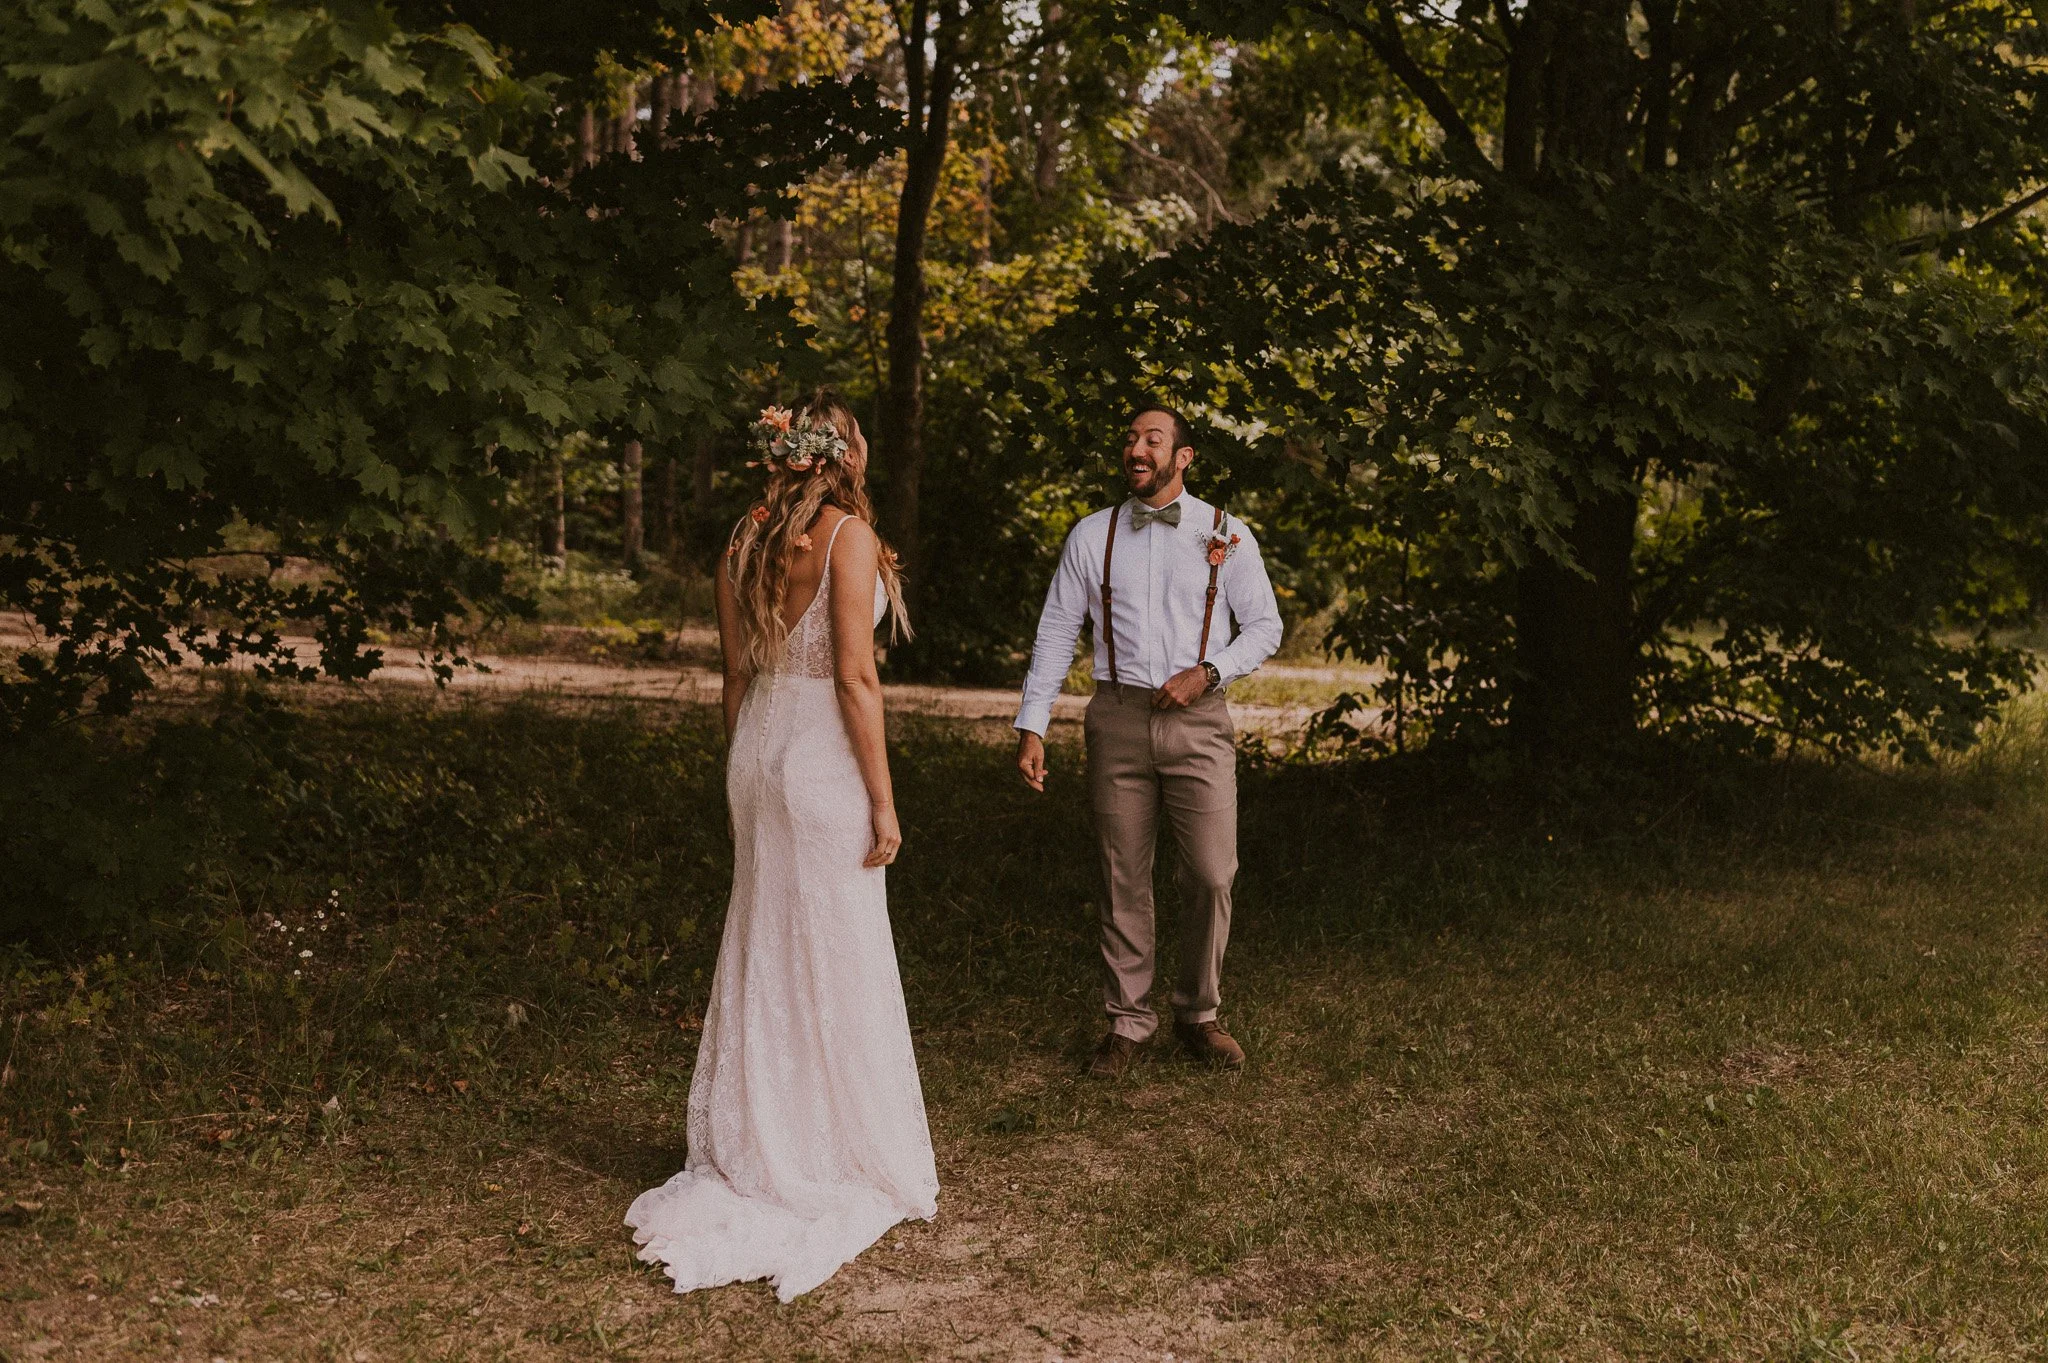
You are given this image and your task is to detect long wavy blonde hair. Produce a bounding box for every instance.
[725,389,910,675]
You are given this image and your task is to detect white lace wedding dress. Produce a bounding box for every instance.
[625,517,938,1302]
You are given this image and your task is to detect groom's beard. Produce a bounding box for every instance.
[1124,458,1176,499]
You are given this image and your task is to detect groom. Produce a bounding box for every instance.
[1015,405,1283,1076]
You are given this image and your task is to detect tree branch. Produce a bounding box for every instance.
[1431,0,1510,56]
[1342,2,1495,177]
[901,0,929,133]
[1964,182,2048,234]
[1113,130,1241,226]
[1895,183,2048,255]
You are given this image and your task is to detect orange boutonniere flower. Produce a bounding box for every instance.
[1205,531,1242,567]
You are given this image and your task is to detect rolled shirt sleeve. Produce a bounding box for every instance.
[1208,517,1283,687]
[1014,521,1095,737]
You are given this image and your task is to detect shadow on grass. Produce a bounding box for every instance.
[8,695,2042,1144]
[884,711,2037,1033]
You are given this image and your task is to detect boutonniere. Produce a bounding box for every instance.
[1202,527,1242,567]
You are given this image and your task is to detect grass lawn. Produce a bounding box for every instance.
[4,693,2047,1360]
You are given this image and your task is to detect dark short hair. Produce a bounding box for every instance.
[1129,402,1194,455]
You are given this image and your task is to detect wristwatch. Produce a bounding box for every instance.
[1199,660,1222,693]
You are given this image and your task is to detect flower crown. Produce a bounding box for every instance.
[749,405,848,472]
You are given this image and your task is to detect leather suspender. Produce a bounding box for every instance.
[1100,501,1229,689]
[1198,504,1225,663]
[1100,503,1122,685]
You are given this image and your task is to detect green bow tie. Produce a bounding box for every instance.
[1130,501,1181,529]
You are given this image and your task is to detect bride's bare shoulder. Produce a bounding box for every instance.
[825,510,877,554]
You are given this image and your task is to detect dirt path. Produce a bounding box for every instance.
[3,622,1331,738]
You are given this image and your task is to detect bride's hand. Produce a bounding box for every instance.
[864,803,902,868]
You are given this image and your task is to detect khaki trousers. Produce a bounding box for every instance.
[1084,684,1238,1043]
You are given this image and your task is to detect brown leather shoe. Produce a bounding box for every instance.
[1086,1032,1143,1078]
[1174,1020,1246,1069]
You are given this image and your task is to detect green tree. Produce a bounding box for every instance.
[711,0,1230,677]
[0,0,890,732]
[1054,0,2048,756]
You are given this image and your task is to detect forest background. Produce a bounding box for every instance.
[505,0,1338,683]
[481,0,2048,766]
[10,0,2048,915]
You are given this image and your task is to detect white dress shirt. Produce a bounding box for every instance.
[1014,490,1284,736]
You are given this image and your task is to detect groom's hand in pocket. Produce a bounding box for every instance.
[1016,730,1048,792]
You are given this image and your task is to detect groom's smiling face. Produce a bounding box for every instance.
[1123,410,1192,501]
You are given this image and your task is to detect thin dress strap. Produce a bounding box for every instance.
[821,512,855,572]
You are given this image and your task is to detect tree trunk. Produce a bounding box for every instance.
[649,454,677,559]
[879,151,942,602]
[1640,0,1677,173]
[1510,479,1639,749]
[879,1,960,614]
[691,432,716,561]
[731,73,761,266]
[1500,0,1641,748]
[651,74,674,138]
[1532,0,1635,176]
[545,451,567,562]
[616,96,638,159]
[1032,3,1065,196]
[621,439,644,573]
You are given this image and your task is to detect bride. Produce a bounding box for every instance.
[625,390,938,1301]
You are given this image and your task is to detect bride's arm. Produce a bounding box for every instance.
[713,554,752,743]
[827,518,900,869]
